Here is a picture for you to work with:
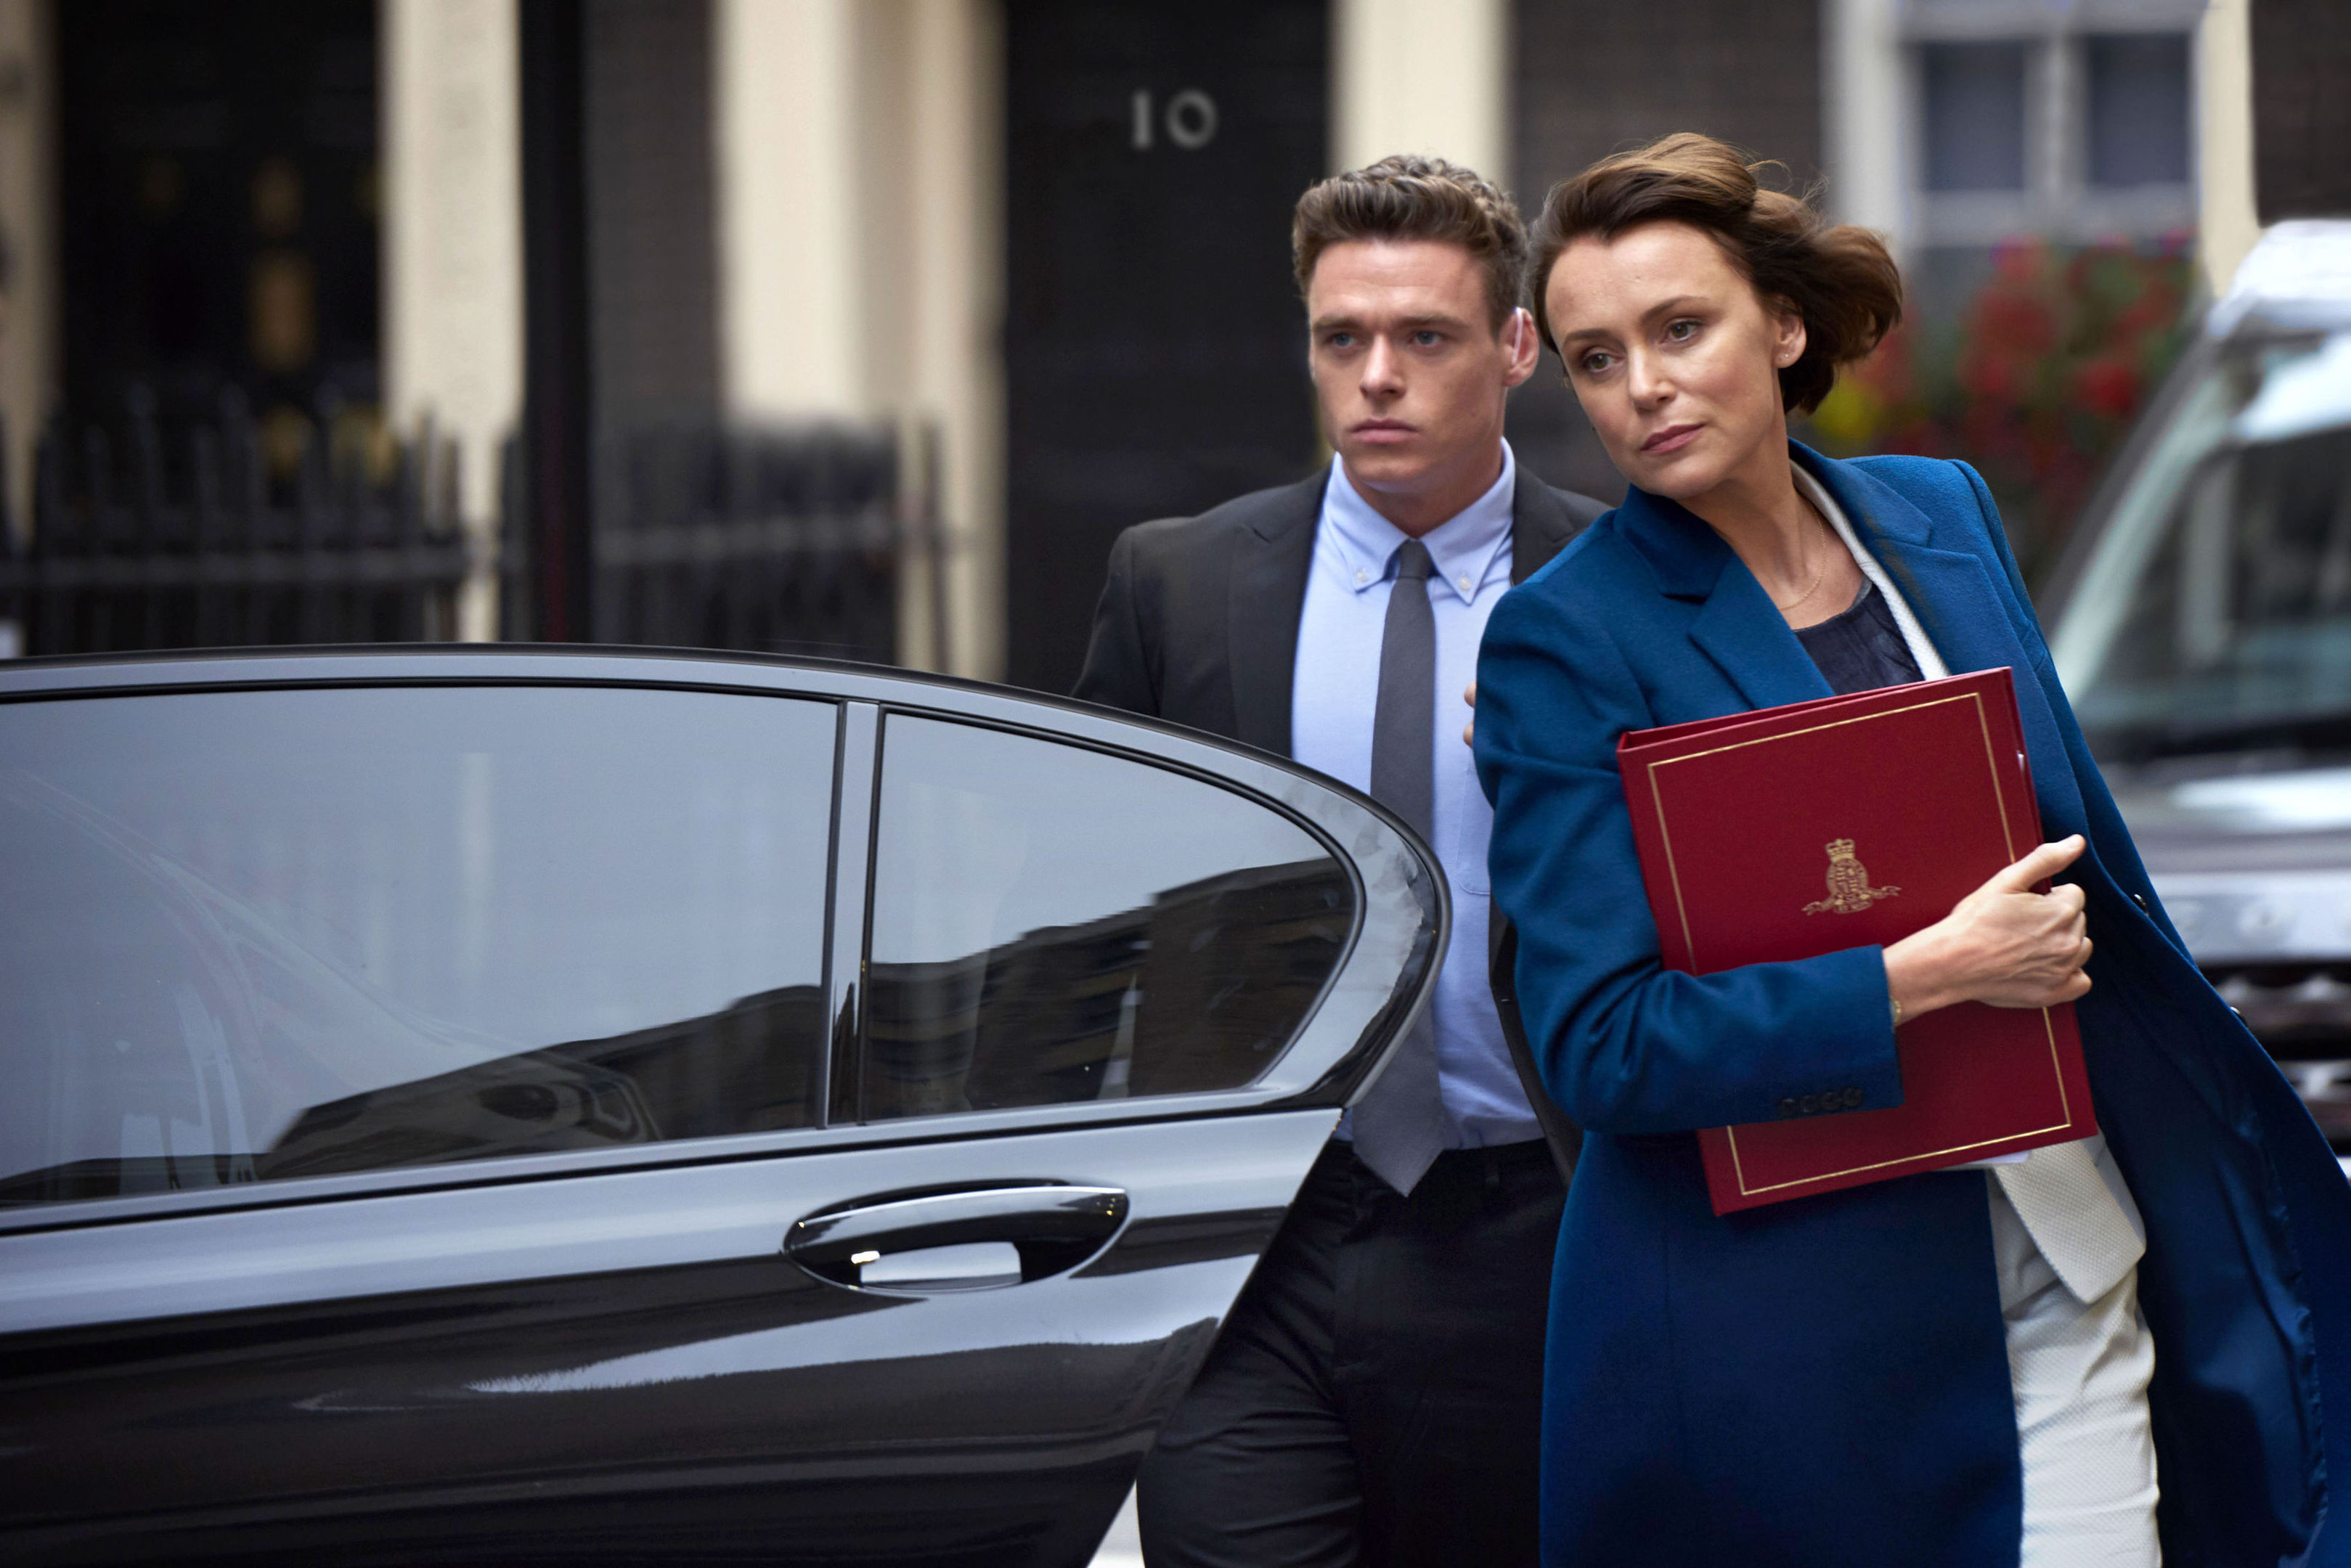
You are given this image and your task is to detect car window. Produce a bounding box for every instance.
[859,715,1354,1119]
[0,686,836,1206]
[2054,330,2351,760]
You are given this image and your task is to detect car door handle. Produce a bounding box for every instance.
[783,1183,1128,1292]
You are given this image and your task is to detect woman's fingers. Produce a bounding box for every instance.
[1989,834,2087,892]
[1462,682,1478,748]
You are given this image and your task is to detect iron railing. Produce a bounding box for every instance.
[0,401,948,666]
[0,395,468,656]
[499,420,945,664]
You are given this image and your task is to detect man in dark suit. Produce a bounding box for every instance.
[1073,156,1605,1568]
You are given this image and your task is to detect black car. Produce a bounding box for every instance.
[0,648,1441,1567]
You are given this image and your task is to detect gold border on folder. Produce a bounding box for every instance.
[1637,691,2077,1197]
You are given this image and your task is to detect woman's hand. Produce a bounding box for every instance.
[1462,682,1477,747]
[1883,836,2092,1020]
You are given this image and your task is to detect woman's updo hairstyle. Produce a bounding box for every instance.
[1528,132,1903,415]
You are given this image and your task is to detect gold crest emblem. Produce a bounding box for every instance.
[1802,838,1901,915]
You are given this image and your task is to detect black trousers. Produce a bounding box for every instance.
[1137,1138,1564,1567]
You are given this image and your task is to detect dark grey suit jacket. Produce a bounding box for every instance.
[1071,461,1605,1181]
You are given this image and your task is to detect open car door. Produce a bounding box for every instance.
[0,650,1442,1567]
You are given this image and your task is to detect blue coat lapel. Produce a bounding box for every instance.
[1615,486,1834,714]
[1687,577,1835,712]
[1795,448,2090,840]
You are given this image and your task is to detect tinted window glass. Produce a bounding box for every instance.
[2059,333,2351,758]
[1923,41,2028,192]
[860,716,1353,1119]
[0,687,836,1205]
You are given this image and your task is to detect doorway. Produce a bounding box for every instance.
[1003,0,1327,695]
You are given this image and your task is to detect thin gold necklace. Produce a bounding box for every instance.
[1769,525,1829,613]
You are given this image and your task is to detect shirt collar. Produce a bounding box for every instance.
[1321,441,1517,605]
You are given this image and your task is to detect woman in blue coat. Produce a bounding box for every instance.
[1474,132,2351,1567]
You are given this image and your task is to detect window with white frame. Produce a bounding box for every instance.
[1904,0,2199,248]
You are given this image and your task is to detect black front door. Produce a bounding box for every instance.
[1003,0,1328,695]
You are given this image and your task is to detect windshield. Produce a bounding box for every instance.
[2052,328,2351,762]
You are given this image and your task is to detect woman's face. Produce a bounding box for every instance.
[1543,220,1806,503]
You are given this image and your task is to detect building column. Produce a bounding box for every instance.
[1332,0,1507,179]
[0,0,52,552]
[896,0,1002,682]
[383,0,526,640]
[711,0,1001,679]
[713,0,861,417]
[2196,0,2259,295]
[1824,0,1909,248]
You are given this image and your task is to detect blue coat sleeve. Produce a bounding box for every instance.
[1472,576,1907,1135]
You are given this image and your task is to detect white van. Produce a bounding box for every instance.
[2046,221,2351,1149]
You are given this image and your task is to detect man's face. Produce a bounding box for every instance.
[1305,239,1536,508]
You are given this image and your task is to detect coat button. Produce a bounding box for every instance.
[1842,1086,1865,1108]
[1798,1093,1822,1115]
[1777,1097,1799,1119]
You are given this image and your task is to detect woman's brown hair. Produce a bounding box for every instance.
[1528,133,1902,415]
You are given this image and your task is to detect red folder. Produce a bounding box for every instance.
[1615,667,2095,1214]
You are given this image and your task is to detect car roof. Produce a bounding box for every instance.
[2212,220,2351,336]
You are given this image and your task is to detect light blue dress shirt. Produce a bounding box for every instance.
[1292,441,1541,1148]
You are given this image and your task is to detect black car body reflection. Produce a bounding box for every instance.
[0,648,1441,1567]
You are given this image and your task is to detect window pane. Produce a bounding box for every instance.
[2066,334,2351,756]
[1923,41,2028,192]
[863,716,1353,1118]
[0,687,837,1205]
[2088,33,2191,188]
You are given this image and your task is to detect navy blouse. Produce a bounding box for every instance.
[1793,579,1921,695]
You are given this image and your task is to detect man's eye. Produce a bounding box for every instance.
[1327,332,1356,348]
[1411,330,1442,346]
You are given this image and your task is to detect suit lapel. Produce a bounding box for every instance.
[1509,466,1578,586]
[1226,472,1325,756]
[1232,460,1586,754]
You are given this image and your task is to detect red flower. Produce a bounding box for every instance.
[1797,234,2193,584]
[1992,236,2049,284]
[1974,293,2058,359]
[2074,360,2140,420]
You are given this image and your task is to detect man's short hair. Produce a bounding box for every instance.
[1291,155,1529,333]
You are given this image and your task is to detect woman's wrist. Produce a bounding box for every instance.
[1883,925,1969,1022]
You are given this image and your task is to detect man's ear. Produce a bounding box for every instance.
[1501,306,1539,388]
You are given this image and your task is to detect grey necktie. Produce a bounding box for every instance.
[1352,539,1449,1196]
